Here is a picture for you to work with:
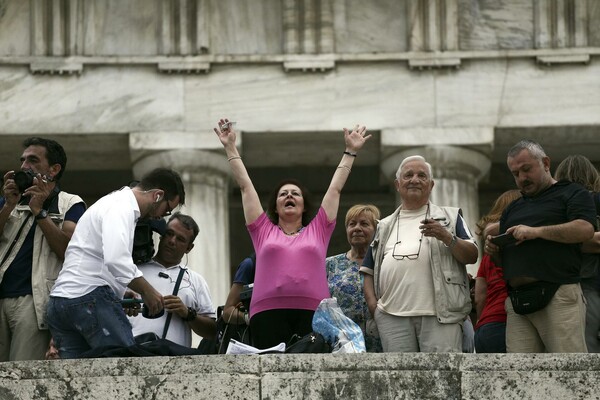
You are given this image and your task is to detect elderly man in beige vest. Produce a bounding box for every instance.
[360,155,478,352]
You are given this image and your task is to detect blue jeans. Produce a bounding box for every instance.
[474,321,506,353]
[582,286,600,353]
[47,286,135,359]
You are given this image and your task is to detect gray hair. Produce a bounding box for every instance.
[395,155,433,180]
[507,140,547,161]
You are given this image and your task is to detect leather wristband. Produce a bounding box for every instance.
[184,307,197,322]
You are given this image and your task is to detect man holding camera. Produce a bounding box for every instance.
[127,212,216,347]
[0,137,86,361]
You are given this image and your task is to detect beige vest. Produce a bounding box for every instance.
[0,191,84,329]
[370,203,472,324]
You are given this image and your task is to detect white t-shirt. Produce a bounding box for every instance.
[129,261,216,347]
[378,205,436,316]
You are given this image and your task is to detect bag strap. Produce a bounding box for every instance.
[161,267,187,339]
[1,214,33,267]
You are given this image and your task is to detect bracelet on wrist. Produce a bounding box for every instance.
[227,156,241,162]
[343,151,357,157]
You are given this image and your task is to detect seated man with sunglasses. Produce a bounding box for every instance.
[127,213,216,347]
[360,155,478,352]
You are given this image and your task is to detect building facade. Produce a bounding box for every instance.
[1,0,599,307]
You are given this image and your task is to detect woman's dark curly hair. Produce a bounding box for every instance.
[266,178,314,226]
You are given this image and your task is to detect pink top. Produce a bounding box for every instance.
[247,207,336,318]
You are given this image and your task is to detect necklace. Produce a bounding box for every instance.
[278,225,304,236]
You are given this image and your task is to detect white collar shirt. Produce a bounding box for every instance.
[129,260,216,347]
[51,187,143,299]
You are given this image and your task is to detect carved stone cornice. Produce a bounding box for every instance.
[282,0,335,72]
[407,0,460,69]
[534,0,590,65]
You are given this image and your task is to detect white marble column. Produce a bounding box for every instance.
[131,149,232,309]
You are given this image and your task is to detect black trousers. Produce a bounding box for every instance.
[250,309,314,350]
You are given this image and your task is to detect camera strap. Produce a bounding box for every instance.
[161,266,187,339]
[0,214,33,267]
[43,186,61,213]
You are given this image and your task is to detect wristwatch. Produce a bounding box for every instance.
[184,307,197,322]
[444,234,457,249]
[35,209,48,220]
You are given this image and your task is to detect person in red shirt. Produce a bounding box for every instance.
[474,190,521,353]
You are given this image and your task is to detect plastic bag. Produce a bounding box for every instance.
[312,297,366,353]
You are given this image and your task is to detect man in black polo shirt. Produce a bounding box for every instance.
[487,140,595,352]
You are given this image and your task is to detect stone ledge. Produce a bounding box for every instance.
[1,47,596,76]
[1,353,599,399]
[157,61,211,74]
[30,61,83,75]
[536,54,591,66]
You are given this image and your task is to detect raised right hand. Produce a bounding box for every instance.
[213,118,237,149]
[2,171,20,207]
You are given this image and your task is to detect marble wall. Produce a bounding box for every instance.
[1,0,598,57]
[1,60,599,136]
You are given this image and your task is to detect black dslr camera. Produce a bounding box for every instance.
[132,218,167,265]
[13,170,36,193]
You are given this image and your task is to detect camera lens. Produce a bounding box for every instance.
[13,170,35,193]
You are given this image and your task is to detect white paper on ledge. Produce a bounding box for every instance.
[225,339,286,355]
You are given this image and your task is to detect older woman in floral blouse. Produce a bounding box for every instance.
[326,204,382,352]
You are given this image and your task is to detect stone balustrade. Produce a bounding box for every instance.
[1,353,599,399]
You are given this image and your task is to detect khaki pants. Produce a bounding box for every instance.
[0,295,50,361]
[505,283,587,353]
[374,308,462,352]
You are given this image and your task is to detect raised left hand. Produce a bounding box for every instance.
[344,125,372,153]
[24,174,53,215]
